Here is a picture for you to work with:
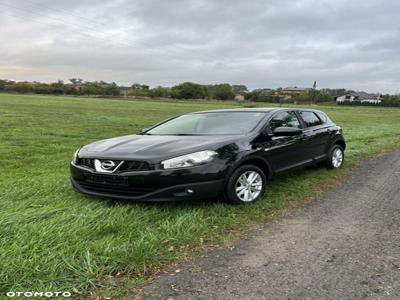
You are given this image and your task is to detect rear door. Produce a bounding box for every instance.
[297,111,331,160]
[261,110,310,172]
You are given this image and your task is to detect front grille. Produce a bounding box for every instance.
[75,159,151,173]
[76,179,157,197]
[76,158,94,169]
[118,161,151,172]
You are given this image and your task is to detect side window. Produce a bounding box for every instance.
[299,111,322,127]
[269,111,301,131]
[315,111,327,123]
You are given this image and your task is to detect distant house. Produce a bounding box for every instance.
[271,87,310,102]
[336,92,383,104]
[234,94,245,102]
[281,86,310,94]
[64,83,82,91]
[119,86,130,97]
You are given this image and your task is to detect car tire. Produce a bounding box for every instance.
[224,165,266,204]
[326,144,344,169]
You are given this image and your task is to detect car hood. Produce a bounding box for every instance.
[79,134,244,161]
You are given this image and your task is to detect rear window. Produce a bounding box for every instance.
[299,111,322,127]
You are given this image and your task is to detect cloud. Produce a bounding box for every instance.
[0,0,399,92]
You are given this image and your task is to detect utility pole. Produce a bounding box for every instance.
[312,81,317,104]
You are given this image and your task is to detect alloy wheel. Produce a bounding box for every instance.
[332,148,343,168]
[235,171,263,202]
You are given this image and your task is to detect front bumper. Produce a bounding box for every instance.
[71,177,225,201]
[70,163,227,201]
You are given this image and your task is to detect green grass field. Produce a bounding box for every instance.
[1,93,400,298]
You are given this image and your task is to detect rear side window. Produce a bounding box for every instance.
[315,111,327,123]
[299,111,322,127]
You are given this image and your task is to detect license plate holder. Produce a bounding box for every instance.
[84,173,129,186]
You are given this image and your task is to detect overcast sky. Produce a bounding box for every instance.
[0,0,399,92]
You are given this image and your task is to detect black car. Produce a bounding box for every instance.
[70,108,345,204]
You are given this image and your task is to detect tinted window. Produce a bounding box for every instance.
[269,111,301,131]
[315,111,327,123]
[147,112,267,135]
[300,111,322,127]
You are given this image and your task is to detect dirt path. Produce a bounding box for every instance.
[140,150,400,300]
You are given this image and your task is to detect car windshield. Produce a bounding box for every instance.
[146,112,267,135]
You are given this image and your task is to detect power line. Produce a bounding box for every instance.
[23,0,206,56]
[0,1,131,44]
[0,1,208,61]
[1,11,201,64]
[1,11,128,49]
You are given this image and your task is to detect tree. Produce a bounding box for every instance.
[290,90,333,103]
[128,83,151,97]
[0,79,7,90]
[149,86,170,98]
[211,84,235,100]
[171,82,208,99]
[13,82,33,94]
[81,81,103,95]
[314,91,333,102]
[50,80,65,95]
[104,82,120,96]
[246,89,284,103]
[382,95,400,107]
[33,83,52,94]
[131,83,149,90]
[232,85,248,95]
[320,88,354,99]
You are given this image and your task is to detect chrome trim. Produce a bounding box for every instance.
[94,159,125,173]
[71,161,93,172]
[71,161,206,175]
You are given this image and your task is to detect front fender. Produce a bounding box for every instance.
[224,150,273,182]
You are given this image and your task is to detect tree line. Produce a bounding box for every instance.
[0,79,121,96]
[1,78,399,106]
[0,79,244,100]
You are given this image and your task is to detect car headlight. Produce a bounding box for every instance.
[161,150,217,169]
[72,149,80,164]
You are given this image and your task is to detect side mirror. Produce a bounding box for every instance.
[273,127,302,136]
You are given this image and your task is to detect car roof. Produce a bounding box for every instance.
[190,107,324,114]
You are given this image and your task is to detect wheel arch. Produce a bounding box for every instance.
[233,156,273,180]
[332,139,346,151]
